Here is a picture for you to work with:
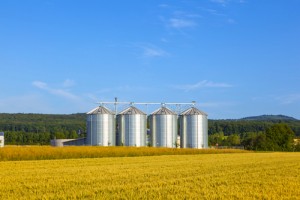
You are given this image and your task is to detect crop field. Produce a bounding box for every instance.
[0,146,247,161]
[0,151,299,199]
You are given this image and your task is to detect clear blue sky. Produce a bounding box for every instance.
[0,0,299,119]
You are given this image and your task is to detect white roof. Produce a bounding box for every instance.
[87,106,114,115]
[151,107,177,115]
[180,107,207,116]
[118,106,146,115]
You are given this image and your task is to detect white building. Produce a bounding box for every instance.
[0,132,4,147]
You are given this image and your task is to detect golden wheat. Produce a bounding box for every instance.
[0,146,247,161]
[0,152,299,199]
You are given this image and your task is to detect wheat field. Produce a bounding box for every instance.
[0,152,299,199]
[0,146,247,161]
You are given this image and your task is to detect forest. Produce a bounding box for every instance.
[208,116,300,151]
[0,113,299,150]
[0,113,86,145]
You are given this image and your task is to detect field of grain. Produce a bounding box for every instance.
[0,146,247,161]
[1,152,299,199]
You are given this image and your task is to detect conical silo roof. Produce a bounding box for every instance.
[87,106,114,115]
[118,106,146,115]
[151,107,177,115]
[180,107,207,116]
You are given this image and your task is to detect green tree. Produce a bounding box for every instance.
[242,132,266,150]
[68,130,78,139]
[265,124,294,151]
[55,132,66,139]
[227,134,241,146]
[254,133,267,150]
[208,132,225,146]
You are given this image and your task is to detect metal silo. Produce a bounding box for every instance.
[149,107,178,148]
[179,107,208,149]
[86,106,115,146]
[116,106,147,147]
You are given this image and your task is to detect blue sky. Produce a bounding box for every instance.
[0,0,299,119]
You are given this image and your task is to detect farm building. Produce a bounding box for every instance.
[50,138,86,147]
[179,107,208,149]
[51,101,208,149]
[86,106,115,146]
[0,132,4,147]
[149,107,178,148]
[116,106,147,147]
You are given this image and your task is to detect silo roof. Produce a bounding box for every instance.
[180,107,207,116]
[87,106,114,115]
[118,106,146,115]
[151,107,177,115]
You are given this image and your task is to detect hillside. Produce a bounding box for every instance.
[0,113,86,132]
[209,115,300,136]
[0,113,86,144]
[1,113,300,145]
[241,115,298,121]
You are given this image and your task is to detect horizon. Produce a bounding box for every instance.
[1,1,299,119]
[0,111,298,121]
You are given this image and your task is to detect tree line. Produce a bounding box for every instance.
[208,119,300,136]
[208,118,300,151]
[0,113,86,145]
[209,124,300,151]
[0,113,300,150]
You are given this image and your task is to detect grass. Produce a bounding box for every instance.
[0,152,299,199]
[0,146,248,161]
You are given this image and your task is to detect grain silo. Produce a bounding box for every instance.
[0,132,4,147]
[86,106,115,146]
[116,106,147,147]
[179,107,208,149]
[149,107,178,148]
